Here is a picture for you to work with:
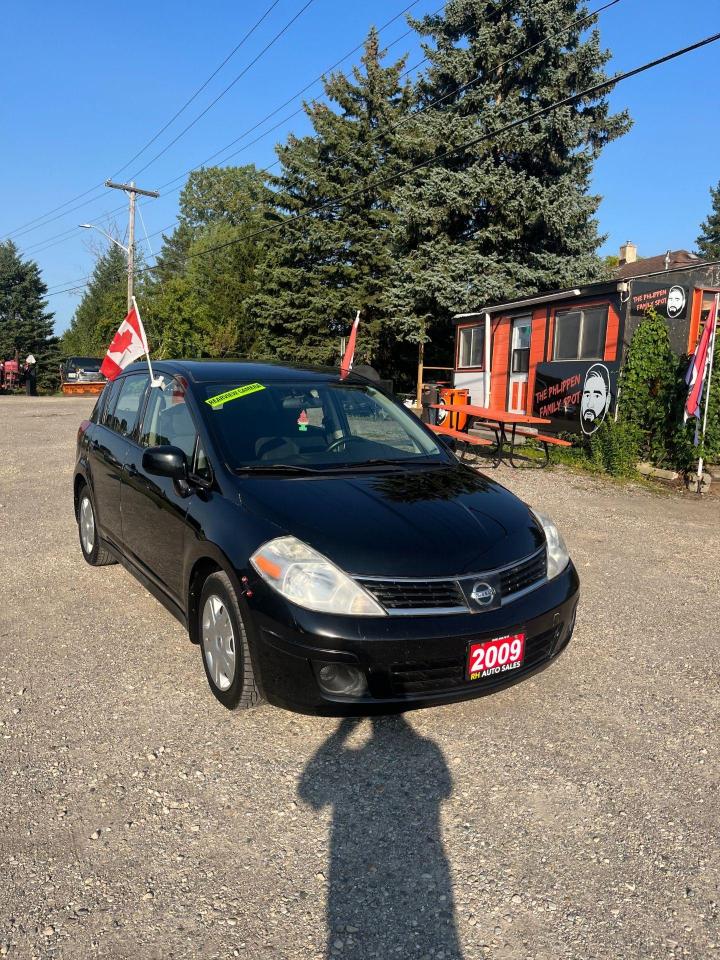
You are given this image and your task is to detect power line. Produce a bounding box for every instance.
[137,29,720,274]
[0,1,286,241]
[45,0,642,300]
[102,0,624,258]
[9,0,423,248]
[129,0,319,180]
[109,0,285,179]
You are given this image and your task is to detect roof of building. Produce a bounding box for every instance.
[616,249,703,279]
[453,281,624,321]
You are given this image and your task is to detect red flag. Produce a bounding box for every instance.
[340,311,361,379]
[684,297,717,424]
[100,304,149,381]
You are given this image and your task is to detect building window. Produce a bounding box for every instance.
[458,323,485,369]
[553,306,608,361]
[511,317,531,373]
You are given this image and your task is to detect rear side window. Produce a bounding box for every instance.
[108,374,149,438]
[90,384,110,423]
[100,379,121,427]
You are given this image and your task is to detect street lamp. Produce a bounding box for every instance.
[79,223,129,254]
[79,223,134,309]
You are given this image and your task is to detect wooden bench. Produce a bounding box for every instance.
[430,424,493,459]
[510,428,572,467]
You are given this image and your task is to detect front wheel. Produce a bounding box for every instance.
[199,572,262,710]
[77,486,116,566]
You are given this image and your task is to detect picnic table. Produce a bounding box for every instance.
[429,402,571,468]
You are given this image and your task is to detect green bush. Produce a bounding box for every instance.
[619,309,719,473]
[586,419,642,476]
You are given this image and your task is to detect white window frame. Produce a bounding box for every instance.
[457,323,485,369]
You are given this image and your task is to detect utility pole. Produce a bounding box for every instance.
[105,180,159,310]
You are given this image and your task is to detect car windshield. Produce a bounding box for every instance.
[199,380,446,471]
[69,357,101,371]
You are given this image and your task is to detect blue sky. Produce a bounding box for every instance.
[2,0,718,335]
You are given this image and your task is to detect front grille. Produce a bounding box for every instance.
[357,578,468,612]
[499,549,547,597]
[388,623,561,697]
[356,548,547,615]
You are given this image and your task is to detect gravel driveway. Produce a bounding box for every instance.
[0,396,718,960]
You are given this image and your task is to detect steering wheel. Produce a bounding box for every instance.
[326,435,369,455]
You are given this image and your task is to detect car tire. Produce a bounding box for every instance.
[199,572,262,710]
[77,485,116,567]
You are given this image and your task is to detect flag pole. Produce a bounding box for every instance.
[131,296,161,387]
[695,292,719,493]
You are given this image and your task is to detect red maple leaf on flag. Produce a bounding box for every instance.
[109,328,134,355]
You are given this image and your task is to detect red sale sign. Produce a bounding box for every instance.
[467,633,526,681]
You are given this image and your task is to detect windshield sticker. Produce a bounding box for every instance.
[297,409,309,432]
[205,383,266,409]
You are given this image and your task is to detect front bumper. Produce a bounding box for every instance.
[245,562,580,715]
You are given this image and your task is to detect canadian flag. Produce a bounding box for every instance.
[100,301,150,381]
[340,310,361,379]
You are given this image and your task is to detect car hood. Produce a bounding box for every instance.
[236,464,544,578]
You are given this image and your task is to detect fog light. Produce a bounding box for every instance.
[316,663,367,697]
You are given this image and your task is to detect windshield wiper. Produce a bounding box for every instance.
[233,464,325,476]
[320,457,444,471]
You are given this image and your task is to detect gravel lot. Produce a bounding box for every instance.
[0,395,718,960]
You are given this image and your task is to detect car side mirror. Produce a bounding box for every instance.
[142,445,188,484]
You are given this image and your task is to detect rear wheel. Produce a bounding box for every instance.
[199,572,261,710]
[77,486,116,566]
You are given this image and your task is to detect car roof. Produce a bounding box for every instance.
[121,359,372,385]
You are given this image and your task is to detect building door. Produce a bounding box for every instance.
[508,316,531,413]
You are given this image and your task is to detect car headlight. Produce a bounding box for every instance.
[532,510,570,579]
[250,536,386,616]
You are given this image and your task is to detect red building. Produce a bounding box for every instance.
[450,248,720,435]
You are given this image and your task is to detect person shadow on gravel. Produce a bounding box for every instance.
[298,715,464,959]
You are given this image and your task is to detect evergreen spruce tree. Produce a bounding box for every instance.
[61,244,127,356]
[0,240,57,387]
[251,29,413,369]
[388,0,631,349]
[696,180,720,260]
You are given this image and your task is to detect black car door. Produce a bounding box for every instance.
[120,377,199,604]
[89,375,148,548]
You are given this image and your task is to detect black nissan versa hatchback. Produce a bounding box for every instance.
[73,361,579,715]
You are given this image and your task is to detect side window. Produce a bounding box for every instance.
[140,378,198,462]
[111,374,149,437]
[91,383,111,423]
[100,379,121,428]
[192,439,212,482]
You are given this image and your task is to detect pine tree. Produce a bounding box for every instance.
[696,180,720,260]
[388,0,631,348]
[0,240,57,386]
[61,244,128,356]
[251,29,413,369]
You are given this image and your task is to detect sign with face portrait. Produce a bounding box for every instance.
[630,281,688,320]
[532,360,619,435]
